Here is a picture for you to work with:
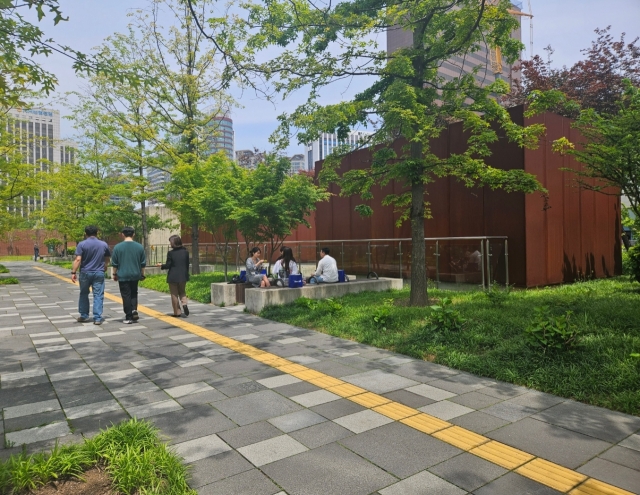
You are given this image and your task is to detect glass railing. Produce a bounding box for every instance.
[149,236,510,288]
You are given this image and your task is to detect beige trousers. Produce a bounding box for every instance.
[169,282,187,315]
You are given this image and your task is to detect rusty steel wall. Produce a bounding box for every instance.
[316,106,620,287]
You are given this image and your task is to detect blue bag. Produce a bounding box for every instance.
[338,269,346,282]
[288,274,303,288]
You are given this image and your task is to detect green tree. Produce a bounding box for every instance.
[232,154,329,259]
[135,0,234,274]
[553,81,640,222]
[222,0,545,305]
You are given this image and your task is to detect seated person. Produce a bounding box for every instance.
[308,247,338,283]
[272,247,299,285]
[465,249,482,272]
[246,247,270,288]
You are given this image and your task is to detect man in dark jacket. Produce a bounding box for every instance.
[111,227,146,324]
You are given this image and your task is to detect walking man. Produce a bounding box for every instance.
[72,226,111,325]
[33,244,39,261]
[111,226,146,324]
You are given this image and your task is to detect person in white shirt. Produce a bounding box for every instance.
[273,247,299,285]
[310,247,339,283]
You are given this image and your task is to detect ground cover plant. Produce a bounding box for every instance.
[0,277,19,285]
[42,260,73,270]
[261,277,640,416]
[0,256,33,262]
[139,272,238,303]
[0,418,195,495]
[0,264,9,273]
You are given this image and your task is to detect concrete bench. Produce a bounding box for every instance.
[245,278,402,313]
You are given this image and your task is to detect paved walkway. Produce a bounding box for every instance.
[0,262,639,495]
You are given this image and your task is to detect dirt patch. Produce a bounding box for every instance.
[32,467,117,495]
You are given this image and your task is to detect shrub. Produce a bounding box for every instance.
[484,284,510,306]
[0,264,8,274]
[43,237,62,250]
[626,245,640,283]
[524,306,580,352]
[66,246,76,256]
[372,298,394,331]
[0,277,19,285]
[426,297,466,331]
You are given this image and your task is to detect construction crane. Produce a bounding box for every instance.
[487,0,534,77]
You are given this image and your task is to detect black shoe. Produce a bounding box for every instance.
[183,305,189,317]
[132,311,139,321]
[77,316,90,323]
[171,314,182,318]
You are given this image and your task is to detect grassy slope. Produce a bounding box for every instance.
[139,272,238,303]
[261,277,640,416]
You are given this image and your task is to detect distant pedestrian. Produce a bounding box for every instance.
[156,235,190,317]
[72,226,111,325]
[33,244,39,261]
[111,227,146,324]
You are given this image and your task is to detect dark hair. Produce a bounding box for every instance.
[121,226,135,237]
[85,225,98,237]
[249,247,261,256]
[282,247,296,274]
[169,235,182,248]
[321,247,330,255]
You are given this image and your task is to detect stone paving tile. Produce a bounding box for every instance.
[176,389,227,407]
[382,389,436,409]
[187,451,253,489]
[5,422,71,446]
[164,381,214,398]
[3,398,60,419]
[4,410,67,433]
[289,420,354,450]
[64,400,123,419]
[532,400,640,443]
[620,433,640,452]
[150,404,235,444]
[419,400,474,420]
[487,417,611,469]
[198,468,281,495]
[126,400,182,418]
[333,409,394,434]
[482,402,538,422]
[380,470,466,495]
[429,452,507,492]
[0,382,57,408]
[310,398,366,420]
[68,410,130,437]
[502,390,565,411]
[473,472,562,495]
[218,381,268,398]
[343,369,419,394]
[448,391,503,410]
[109,381,161,398]
[256,374,301,389]
[213,390,303,426]
[171,433,231,463]
[237,434,308,467]
[290,389,341,408]
[599,445,640,471]
[450,411,511,434]
[218,421,283,450]
[577,457,640,493]
[261,442,397,495]
[340,422,462,478]
[406,384,457,401]
[427,375,495,395]
[268,410,327,433]
[48,369,95,382]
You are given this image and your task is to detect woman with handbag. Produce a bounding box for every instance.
[156,235,190,317]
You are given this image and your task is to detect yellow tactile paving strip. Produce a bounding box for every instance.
[34,266,636,495]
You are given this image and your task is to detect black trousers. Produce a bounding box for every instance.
[118,280,139,319]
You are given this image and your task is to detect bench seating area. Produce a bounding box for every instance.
[212,277,402,313]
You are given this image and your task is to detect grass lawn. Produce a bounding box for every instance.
[42,260,74,270]
[139,272,238,303]
[0,255,33,261]
[261,277,640,416]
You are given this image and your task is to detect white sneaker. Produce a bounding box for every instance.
[123,319,134,324]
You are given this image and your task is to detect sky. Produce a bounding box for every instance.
[29,0,640,156]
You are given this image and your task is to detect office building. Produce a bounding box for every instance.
[306,130,373,171]
[235,149,264,170]
[206,115,234,160]
[4,108,76,215]
[146,167,171,204]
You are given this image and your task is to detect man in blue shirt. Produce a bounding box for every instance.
[72,226,111,325]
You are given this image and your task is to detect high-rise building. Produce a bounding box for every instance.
[306,130,373,171]
[206,116,234,160]
[387,3,523,87]
[146,167,171,204]
[5,108,76,215]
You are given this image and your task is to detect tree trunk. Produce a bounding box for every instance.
[63,235,68,257]
[138,156,149,260]
[409,179,428,306]
[191,222,200,274]
[223,240,229,282]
